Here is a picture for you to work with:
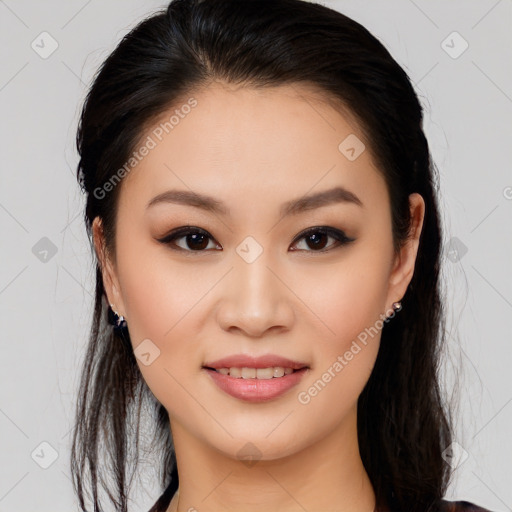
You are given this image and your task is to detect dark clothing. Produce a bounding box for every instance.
[440,501,494,512]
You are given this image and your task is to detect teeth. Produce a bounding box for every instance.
[214,366,298,379]
[242,367,256,379]
[230,367,242,378]
[273,367,285,378]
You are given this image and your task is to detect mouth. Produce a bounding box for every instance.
[201,354,310,401]
[202,365,308,379]
[202,365,310,402]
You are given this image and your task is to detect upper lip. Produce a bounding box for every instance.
[203,354,309,370]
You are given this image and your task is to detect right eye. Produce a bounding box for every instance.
[156,226,221,252]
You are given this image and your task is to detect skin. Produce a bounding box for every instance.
[93,81,425,512]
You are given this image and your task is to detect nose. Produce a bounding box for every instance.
[215,248,295,338]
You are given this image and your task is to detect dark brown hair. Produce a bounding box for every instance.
[71,1,454,510]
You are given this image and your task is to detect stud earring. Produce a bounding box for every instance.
[392,301,402,312]
[108,303,128,334]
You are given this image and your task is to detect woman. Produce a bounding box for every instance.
[70,0,495,511]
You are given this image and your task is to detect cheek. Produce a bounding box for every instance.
[114,243,219,402]
[289,264,389,435]
[294,253,391,352]
[117,233,213,343]
[289,245,391,404]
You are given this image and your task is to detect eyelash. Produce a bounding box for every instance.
[156,225,356,254]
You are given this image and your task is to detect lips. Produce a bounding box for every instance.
[202,354,310,402]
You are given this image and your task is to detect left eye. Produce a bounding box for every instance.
[157,226,355,253]
[291,227,355,252]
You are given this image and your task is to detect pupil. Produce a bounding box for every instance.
[307,232,327,250]
[188,233,208,250]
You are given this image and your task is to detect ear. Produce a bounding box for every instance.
[385,193,425,307]
[92,216,126,316]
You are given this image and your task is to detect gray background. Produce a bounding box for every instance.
[0,0,511,510]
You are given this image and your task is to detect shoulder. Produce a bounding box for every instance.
[439,499,495,512]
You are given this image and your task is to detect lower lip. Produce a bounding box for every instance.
[204,368,308,403]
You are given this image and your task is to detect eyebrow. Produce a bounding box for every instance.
[145,186,363,217]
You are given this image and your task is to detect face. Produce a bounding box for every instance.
[93,82,424,462]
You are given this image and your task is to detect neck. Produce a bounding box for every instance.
[166,405,376,512]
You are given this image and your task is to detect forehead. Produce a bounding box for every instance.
[118,81,386,213]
